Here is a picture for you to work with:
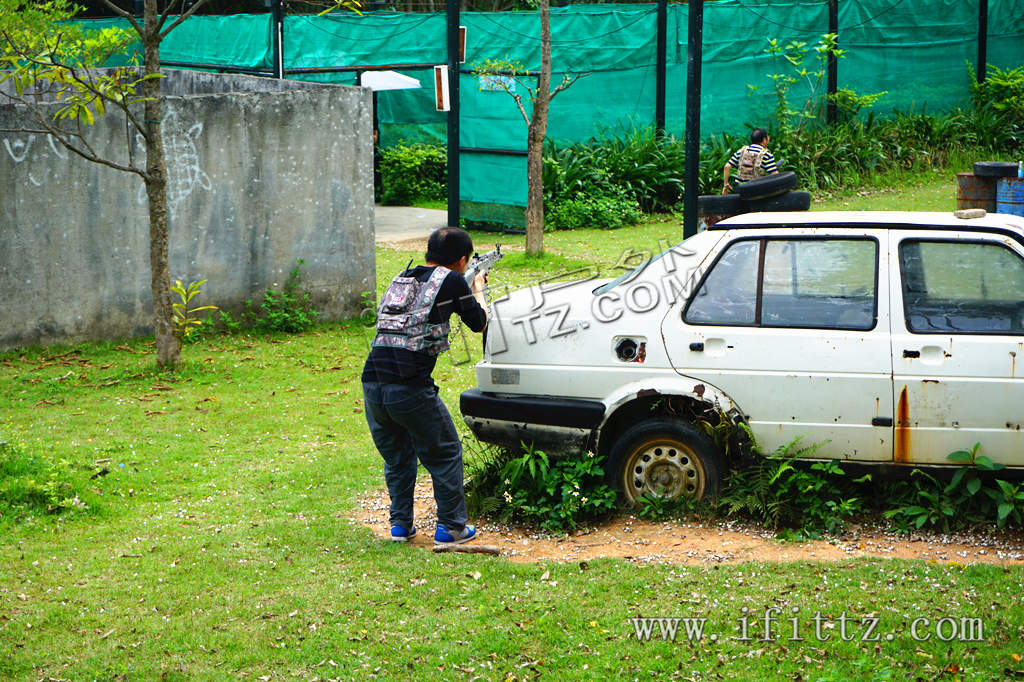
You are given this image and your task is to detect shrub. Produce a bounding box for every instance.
[970,64,1024,124]
[543,127,686,218]
[884,444,1024,531]
[546,189,642,231]
[378,143,447,205]
[716,436,869,539]
[465,442,617,533]
[247,259,320,334]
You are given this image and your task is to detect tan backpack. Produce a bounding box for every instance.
[736,145,768,181]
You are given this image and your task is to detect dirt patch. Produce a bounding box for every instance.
[355,480,1024,566]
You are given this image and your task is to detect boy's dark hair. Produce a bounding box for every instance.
[425,227,474,266]
[750,128,769,144]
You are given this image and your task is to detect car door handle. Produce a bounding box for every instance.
[902,349,920,358]
[689,342,704,352]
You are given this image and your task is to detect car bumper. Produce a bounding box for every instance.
[459,388,605,455]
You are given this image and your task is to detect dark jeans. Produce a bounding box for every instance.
[362,381,467,531]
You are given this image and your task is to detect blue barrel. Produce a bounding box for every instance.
[996,177,1024,217]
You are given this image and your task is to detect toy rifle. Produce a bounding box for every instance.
[464,244,503,299]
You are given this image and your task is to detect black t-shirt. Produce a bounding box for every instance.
[361,266,487,386]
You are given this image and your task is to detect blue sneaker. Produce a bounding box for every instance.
[434,524,477,545]
[390,525,417,542]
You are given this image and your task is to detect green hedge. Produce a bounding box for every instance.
[378,143,447,205]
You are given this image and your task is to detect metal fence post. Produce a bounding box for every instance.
[977,0,988,83]
[827,0,838,125]
[683,0,703,239]
[271,0,284,79]
[656,0,667,136]
[447,0,460,228]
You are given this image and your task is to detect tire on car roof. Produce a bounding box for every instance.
[973,161,1019,177]
[607,418,724,505]
[741,189,812,212]
[737,170,798,200]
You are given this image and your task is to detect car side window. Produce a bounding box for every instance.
[685,237,877,329]
[684,240,759,325]
[899,240,1024,334]
[761,240,876,329]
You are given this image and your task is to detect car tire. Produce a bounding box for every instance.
[973,161,1019,177]
[607,418,725,504]
[741,190,812,212]
[698,193,743,215]
[737,171,798,200]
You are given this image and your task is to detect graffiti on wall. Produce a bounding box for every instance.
[3,108,211,219]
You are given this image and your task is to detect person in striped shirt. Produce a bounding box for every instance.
[722,128,778,194]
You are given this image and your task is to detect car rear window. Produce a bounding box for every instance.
[899,239,1024,334]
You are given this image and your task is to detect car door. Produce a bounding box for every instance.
[889,230,1024,466]
[661,228,894,461]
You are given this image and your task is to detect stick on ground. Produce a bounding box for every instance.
[432,544,501,555]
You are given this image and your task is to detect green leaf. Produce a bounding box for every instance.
[974,456,1004,471]
[946,449,972,463]
[945,467,965,493]
[966,477,981,496]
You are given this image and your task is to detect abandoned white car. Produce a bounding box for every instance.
[460,211,1024,503]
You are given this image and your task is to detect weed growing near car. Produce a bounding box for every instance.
[465,443,617,532]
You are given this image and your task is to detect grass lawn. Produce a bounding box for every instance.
[2,172,1022,680]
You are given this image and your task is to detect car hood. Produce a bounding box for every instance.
[482,231,724,367]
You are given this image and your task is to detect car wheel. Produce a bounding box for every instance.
[608,418,724,504]
[737,171,798,200]
[973,161,1019,178]
[741,190,812,212]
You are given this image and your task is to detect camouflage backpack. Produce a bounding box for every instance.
[736,145,768,182]
[372,266,451,356]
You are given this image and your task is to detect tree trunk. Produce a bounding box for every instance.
[142,0,179,368]
[524,0,552,256]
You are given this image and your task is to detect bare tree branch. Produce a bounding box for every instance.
[156,0,183,32]
[97,0,143,34]
[548,72,588,103]
[510,92,531,126]
[159,0,214,41]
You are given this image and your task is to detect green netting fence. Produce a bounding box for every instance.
[81,0,1024,222]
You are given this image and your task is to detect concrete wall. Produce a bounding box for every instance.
[0,70,374,350]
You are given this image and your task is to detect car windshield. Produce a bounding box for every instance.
[593,241,692,295]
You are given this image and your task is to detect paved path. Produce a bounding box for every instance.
[374,205,448,243]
